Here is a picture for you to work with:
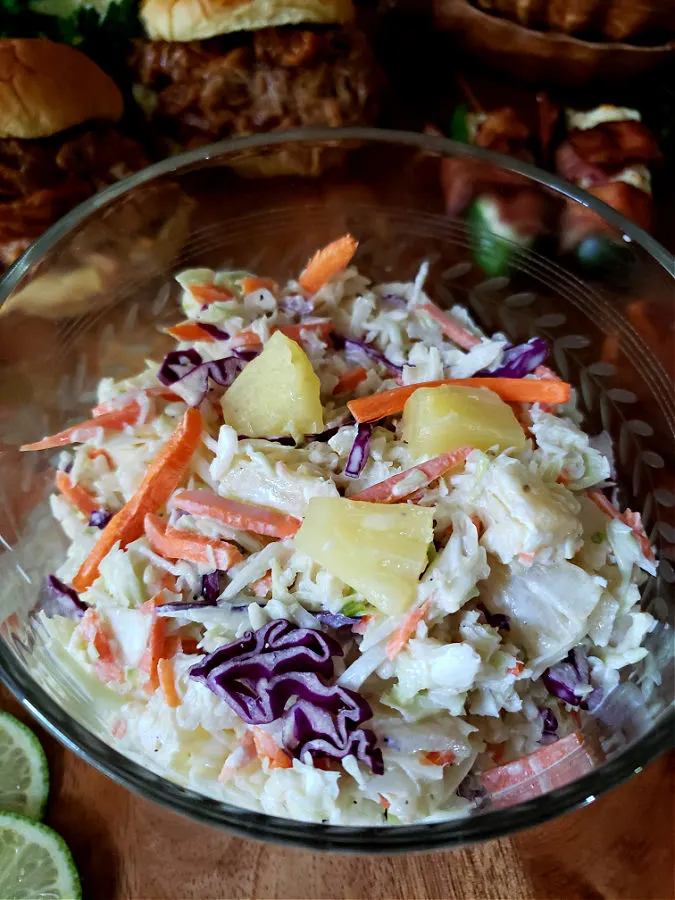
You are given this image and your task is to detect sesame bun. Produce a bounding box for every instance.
[0,39,124,139]
[140,0,355,42]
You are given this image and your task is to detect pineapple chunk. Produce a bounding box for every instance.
[402,384,525,459]
[294,497,434,615]
[221,331,323,439]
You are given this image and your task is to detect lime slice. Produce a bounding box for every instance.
[0,713,49,820]
[0,811,81,900]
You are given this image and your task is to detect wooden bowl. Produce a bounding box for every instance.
[433,0,675,86]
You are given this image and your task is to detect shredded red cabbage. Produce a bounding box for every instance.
[197,323,230,340]
[156,599,218,616]
[477,603,511,632]
[201,571,223,603]
[190,619,383,773]
[240,415,353,447]
[306,414,354,444]
[190,620,341,696]
[283,695,383,773]
[88,508,113,529]
[158,350,248,407]
[37,575,88,620]
[157,349,203,386]
[315,611,360,629]
[238,434,296,445]
[281,295,314,316]
[205,357,246,387]
[542,646,590,707]
[539,707,559,744]
[169,366,210,407]
[456,773,487,805]
[231,348,260,362]
[345,424,373,478]
[335,335,403,376]
[485,338,549,378]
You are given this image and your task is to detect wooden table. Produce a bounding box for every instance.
[1,686,673,900]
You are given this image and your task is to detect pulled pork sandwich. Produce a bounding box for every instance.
[129,0,382,172]
[0,38,149,269]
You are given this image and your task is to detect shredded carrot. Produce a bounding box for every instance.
[276,320,333,343]
[252,573,272,597]
[163,634,181,657]
[386,600,430,660]
[179,637,202,655]
[423,750,456,767]
[378,794,391,809]
[333,367,368,395]
[145,513,244,570]
[159,571,179,592]
[229,331,263,350]
[298,234,358,295]
[438,523,454,546]
[189,283,235,305]
[79,609,123,683]
[533,364,563,413]
[533,365,560,381]
[111,718,127,739]
[218,733,257,783]
[0,613,20,637]
[507,660,525,676]
[20,403,145,452]
[88,447,115,468]
[165,321,217,342]
[518,552,535,565]
[348,378,572,423]
[92,386,179,417]
[487,743,506,765]
[416,303,481,351]
[171,489,301,539]
[157,658,181,707]
[470,514,484,537]
[587,490,655,560]
[72,408,203,592]
[351,448,472,503]
[481,732,592,798]
[556,469,570,486]
[140,594,168,694]
[55,471,99,517]
[313,757,338,772]
[252,728,293,769]
[240,276,278,295]
[351,614,373,635]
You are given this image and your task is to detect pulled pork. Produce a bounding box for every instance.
[129,26,381,148]
[0,127,148,267]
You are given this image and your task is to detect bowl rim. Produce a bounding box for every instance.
[0,127,673,304]
[0,127,673,852]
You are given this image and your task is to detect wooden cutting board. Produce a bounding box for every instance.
[1,686,672,900]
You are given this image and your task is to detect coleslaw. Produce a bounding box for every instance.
[22,235,657,825]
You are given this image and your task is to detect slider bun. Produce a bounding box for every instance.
[0,39,124,139]
[140,0,354,42]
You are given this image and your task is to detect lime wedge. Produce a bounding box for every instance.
[0,713,49,820]
[0,811,81,900]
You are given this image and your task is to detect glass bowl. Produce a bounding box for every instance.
[0,129,673,853]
